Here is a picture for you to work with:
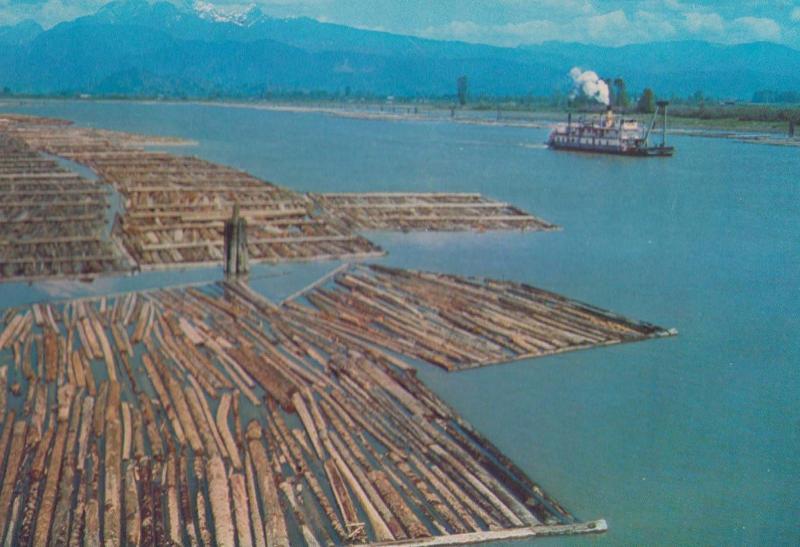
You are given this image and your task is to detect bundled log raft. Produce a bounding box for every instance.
[0,277,614,545]
[286,264,676,371]
[0,133,126,280]
[0,114,382,274]
[0,114,567,281]
[311,192,559,232]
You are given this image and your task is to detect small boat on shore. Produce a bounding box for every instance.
[548,101,674,157]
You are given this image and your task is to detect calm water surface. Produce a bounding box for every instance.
[1,100,797,545]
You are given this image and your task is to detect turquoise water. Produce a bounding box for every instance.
[1,100,798,545]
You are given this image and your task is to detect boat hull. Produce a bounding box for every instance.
[548,141,674,157]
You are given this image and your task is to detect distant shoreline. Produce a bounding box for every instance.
[2,96,798,148]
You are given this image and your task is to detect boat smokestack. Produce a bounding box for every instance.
[605,105,614,128]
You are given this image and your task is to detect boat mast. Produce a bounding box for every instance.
[657,100,669,147]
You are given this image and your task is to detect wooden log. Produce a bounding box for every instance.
[183,386,219,459]
[429,437,537,527]
[230,472,253,547]
[68,445,91,547]
[243,452,267,547]
[28,386,72,545]
[227,347,296,409]
[194,460,213,547]
[138,395,163,460]
[76,396,94,473]
[279,481,319,547]
[137,458,155,547]
[323,459,364,541]
[216,392,242,469]
[150,460,168,546]
[131,408,146,460]
[124,461,141,546]
[81,353,96,397]
[131,302,150,344]
[369,469,430,539]
[178,451,200,547]
[121,401,132,460]
[16,414,52,545]
[2,495,21,547]
[187,376,227,457]
[204,342,260,405]
[140,353,187,446]
[110,322,133,358]
[28,381,47,446]
[51,392,84,547]
[428,453,505,529]
[245,421,289,547]
[0,367,8,426]
[207,455,236,546]
[165,454,182,546]
[393,456,468,534]
[103,382,123,546]
[43,328,59,382]
[0,418,26,541]
[291,392,324,460]
[156,357,203,454]
[407,452,481,533]
[92,381,108,438]
[92,320,118,383]
[270,412,346,541]
[79,318,102,360]
[0,313,25,350]
[326,432,398,542]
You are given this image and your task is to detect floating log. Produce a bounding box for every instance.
[185,386,219,457]
[243,452,267,547]
[137,458,155,547]
[206,456,236,547]
[103,382,123,546]
[194,461,213,547]
[124,461,141,546]
[369,469,430,539]
[140,353,187,447]
[173,452,198,547]
[50,393,82,546]
[165,455,182,545]
[230,472,253,547]
[216,392,242,469]
[0,417,26,540]
[2,496,20,547]
[187,377,227,457]
[17,416,53,546]
[246,421,289,547]
[0,367,6,424]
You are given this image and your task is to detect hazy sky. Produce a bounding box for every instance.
[2,0,800,48]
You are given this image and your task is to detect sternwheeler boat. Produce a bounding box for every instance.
[548,101,674,157]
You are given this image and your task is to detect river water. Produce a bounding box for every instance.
[0,99,797,545]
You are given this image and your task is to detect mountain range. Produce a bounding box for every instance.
[0,0,798,100]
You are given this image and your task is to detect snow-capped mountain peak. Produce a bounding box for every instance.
[193,1,262,26]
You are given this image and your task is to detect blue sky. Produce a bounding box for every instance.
[2,0,800,48]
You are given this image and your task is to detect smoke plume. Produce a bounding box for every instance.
[569,67,610,105]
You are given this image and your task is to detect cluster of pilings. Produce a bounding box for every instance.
[224,204,249,277]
